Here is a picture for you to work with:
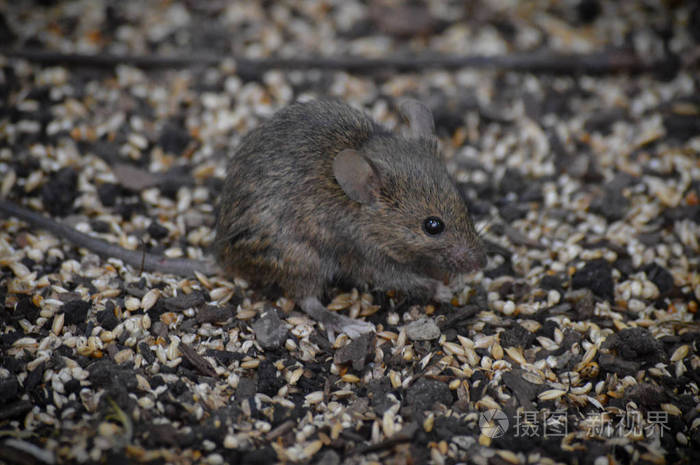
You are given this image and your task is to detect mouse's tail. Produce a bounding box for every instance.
[0,199,219,277]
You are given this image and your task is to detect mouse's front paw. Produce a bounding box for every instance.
[433,282,454,303]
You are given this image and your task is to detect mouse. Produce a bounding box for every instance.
[0,98,487,339]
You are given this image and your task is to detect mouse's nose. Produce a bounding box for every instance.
[473,247,488,269]
[454,246,487,272]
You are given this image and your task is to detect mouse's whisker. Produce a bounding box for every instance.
[475,215,495,238]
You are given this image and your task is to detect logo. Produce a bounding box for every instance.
[479,409,509,438]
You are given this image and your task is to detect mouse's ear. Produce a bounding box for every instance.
[333,149,380,204]
[399,98,435,139]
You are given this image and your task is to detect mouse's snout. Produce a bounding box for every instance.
[473,247,488,270]
[452,245,488,273]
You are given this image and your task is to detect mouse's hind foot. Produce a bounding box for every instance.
[299,296,375,340]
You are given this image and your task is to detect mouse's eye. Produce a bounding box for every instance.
[423,216,445,235]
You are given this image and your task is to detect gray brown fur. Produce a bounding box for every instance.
[215,99,486,303]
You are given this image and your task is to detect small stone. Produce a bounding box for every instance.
[589,186,628,222]
[567,289,596,321]
[406,378,453,416]
[643,263,675,296]
[551,329,583,356]
[196,305,232,324]
[500,324,535,348]
[0,400,33,421]
[138,342,156,364]
[158,119,191,155]
[163,291,208,311]
[334,333,374,371]
[405,318,440,341]
[598,353,640,376]
[62,300,91,326]
[584,107,626,134]
[571,259,614,301]
[315,450,340,465]
[499,203,528,222]
[499,168,528,196]
[502,369,541,411]
[602,327,666,365]
[252,310,288,350]
[0,376,19,404]
[145,423,180,447]
[664,113,700,141]
[90,219,111,233]
[368,379,398,415]
[147,221,169,240]
[97,182,122,207]
[539,274,564,292]
[626,383,666,410]
[180,343,217,378]
[236,377,257,400]
[40,166,78,216]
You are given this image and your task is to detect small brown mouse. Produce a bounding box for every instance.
[0,99,486,338]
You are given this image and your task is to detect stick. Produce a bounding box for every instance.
[0,48,673,75]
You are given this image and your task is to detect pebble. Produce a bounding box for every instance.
[252,310,288,350]
[571,258,615,302]
[405,318,441,341]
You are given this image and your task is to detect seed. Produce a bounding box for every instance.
[305,391,324,404]
[579,362,600,379]
[341,374,360,383]
[382,410,396,437]
[522,370,545,385]
[670,345,689,362]
[491,343,504,360]
[166,340,179,360]
[476,396,500,410]
[303,440,323,458]
[52,313,65,336]
[579,346,598,367]
[423,412,434,432]
[114,349,133,364]
[661,403,682,416]
[161,312,178,325]
[194,270,211,289]
[13,337,38,349]
[210,287,233,302]
[141,289,160,311]
[241,359,260,369]
[478,434,491,446]
[1,169,16,196]
[137,396,154,409]
[327,293,353,311]
[389,370,401,389]
[496,450,520,464]
[141,313,151,330]
[125,297,141,311]
[502,301,516,315]
[505,347,526,366]
[442,342,465,357]
[547,290,561,305]
[287,367,304,385]
[99,330,115,343]
[9,261,31,279]
[539,389,566,401]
